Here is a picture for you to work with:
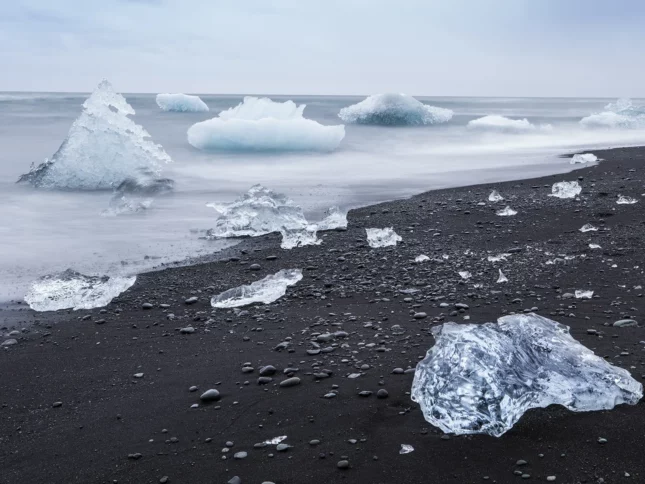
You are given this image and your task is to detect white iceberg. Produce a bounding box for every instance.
[496,269,508,283]
[18,80,172,190]
[549,181,582,199]
[338,93,453,126]
[496,206,517,216]
[211,269,303,308]
[467,115,551,133]
[411,313,642,437]
[366,227,402,248]
[570,153,598,164]
[575,290,594,299]
[156,93,209,112]
[580,98,645,129]
[280,226,321,250]
[579,223,598,232]
[488,190,504,202]
[315,206,348,231]
[617,195,638,205]
[415,255,430,263]
[24,269,136,311]
[187,96,345,152]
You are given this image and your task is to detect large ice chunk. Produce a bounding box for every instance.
[24,269,136,311]
[488,190,504,202]
[156,93,209,112]
[580,98,645,129]
[570,153,598,164]
[315,206,348,231]
[496,206,517,216]
[211,269,303,308]
[101,176,174,216]
[187,96,345,152]
[468,115,551,133]
[366,227,402,248]
[18,80,172,190]
[411,313,642,437]
[280,227,321,250]
[549,181,581,199]
[338,93,453,126]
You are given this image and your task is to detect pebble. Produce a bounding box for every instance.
[547,477,556,482]
[250,264,262,271]
[159,477,169,484]
[613,319,637,327]
[1,339,18,347]
[280,377,301,388]
[199,389,221,402]
[52,401,63,408]
[413,312,427,319]
[233,451,247,459]
[337,460,350,469]
[142,303,153,310]
[185,296,198,305]
[180,326,195,334]
[259,365,277,376]
[376,389,389,399]
[227,477,241,484]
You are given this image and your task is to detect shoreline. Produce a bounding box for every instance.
[2,145,644,484]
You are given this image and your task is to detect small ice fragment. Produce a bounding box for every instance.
[338,93,453,126]
[496,206,517,216]
[570,153,598,164]
[617,195,638,205]
[366,228,402,248]
[458,271,472,280]
[487,253,511,262]
[411,313,642,437]
[589,243,602,249]
[488,190,504,202]
[211,269,303,308]
[156,93,209,112]
[575,290,594,299]
[579,224,598,232]
[549,181,582,199]
[497,269,508,283]
[315,206,348,231]
[280,226,321,249]
[399,444,414,454]
[467,115,551,133]
[263,436,287,445]
[415,255,430,263]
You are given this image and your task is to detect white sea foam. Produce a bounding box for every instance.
[156,93,209,112]
[338,93,453,126]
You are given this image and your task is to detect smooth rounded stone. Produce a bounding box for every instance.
[180,326,195,334]
[276,443,290,452]
[226,441,234,447]
[233,451,247,459]
[307,349,321,356]
[52,401,63,408]
[455,303,469,310]
[358,391,373,397]
[142,303,153,310]
[259,365,277,376]
[159,477,169,484]
[265,255,278,260]
[597,437,607,444]
[392,368,404,374]
[521,474,530,479]
[309,440,321,446]
[257,377,273,385]
[2,339,18,347]
[547,477,556,482]
[241,366,255,373]
[613,319,637,327]
[337,460,350,469]
[280,377,301,388]
[314,372,331,379]
[316,333,334,343]
[133,373,144,379]
[323,392,337,398]
[516,460,528,466]
[261,482,276,484]
[249,264,262,271]
[199,389,221,402]
[228,477,241,484]
[376,389,389,399]
[413,312,427,319]
[184,296,198,305]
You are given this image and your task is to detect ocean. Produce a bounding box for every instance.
[1,93,644,302]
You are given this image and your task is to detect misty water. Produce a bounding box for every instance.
[1,93,644,302]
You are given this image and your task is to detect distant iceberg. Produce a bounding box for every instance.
[24,269,136,311]
[156,93,209,112]
[580,98,645,129]
[338,93,453,126]
[17,80,173,190]
[468,115,552,133]
[211,269,303,308]
[187,96,345,152]
[570,153,598,164]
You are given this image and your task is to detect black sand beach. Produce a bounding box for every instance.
[2,146,644,484]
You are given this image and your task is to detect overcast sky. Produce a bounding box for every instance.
[2,0,645,96]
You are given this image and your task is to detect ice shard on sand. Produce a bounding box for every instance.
[211,269,303,308]
[366,228,402,248]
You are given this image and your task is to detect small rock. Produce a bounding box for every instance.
[200,389,221,402]
[337,460,350,469]
[185,296,198,305]
[52,401,63,408]
[613,319,637,328]
[280,377,301,388]
[376,389,389,399]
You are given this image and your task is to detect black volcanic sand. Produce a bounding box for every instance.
[2,147,645,484]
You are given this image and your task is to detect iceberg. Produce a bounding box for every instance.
[280,226,321,250]
[24,269,136,311]
[570,153,598,164]
[17,80,172,190]
[338,93,453,126]
[467,115,551,133]
[549,181,582,199]
[496,206,517,216]
[366,227,402,248]
[411,313,642,437]
[315,206,348,231]
[211,269,303,308]
[580,98,645,129]
[488,190,504,202]
[156,93,209,112]
[187,96,345,152]
[617,195,638,205]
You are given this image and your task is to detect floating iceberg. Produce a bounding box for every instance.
[617,195,638,205]
[17,80,172,190]
[488,190,504,202]
[187,96,345,152]
[280,227,321,250]
[24,269,136,311]
[315,206,348,231]
[156,93,209,112]
[496,206,517,216]
[575,290,594,299]
[411,313,642,437]
[467,115,551,133]
[338,93,453,126]
[366,227,402,248]
[570,153,598,164]
[549,181,581,199]
[211,269,303,308]
[496,269,508,283]
[580,98,645,129]
[579,223,598,232]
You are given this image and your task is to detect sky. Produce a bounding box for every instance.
[2,0,645,96]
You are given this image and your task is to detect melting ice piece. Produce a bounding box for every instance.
[101,176,174,216]
[458,271,472,280]
[488,190,504,202]
[24,269,136,311]
[411,313,642,437]
[415,255,430,263]
[579,224,598,232]
[338,93,453,126]
[497,269,508,283]
[211,269,303,308]
[617,195,638,205]
[366,228,402,248]
[263,436,287,445]
[496,206,517,216]
[570,153,598,164]
[589,243,602,249]
[399,444,414,455]
[487,253,511,262]
[156,93,209,112]
[187,96,345,152]
[315,206,348,231]
[580,98,645,129]
[575,290,594,299]
[207,185,309,238]
[280,226,321,250]
[549,181,581,199]
[467,115,551,133]
[18,80,172,190]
